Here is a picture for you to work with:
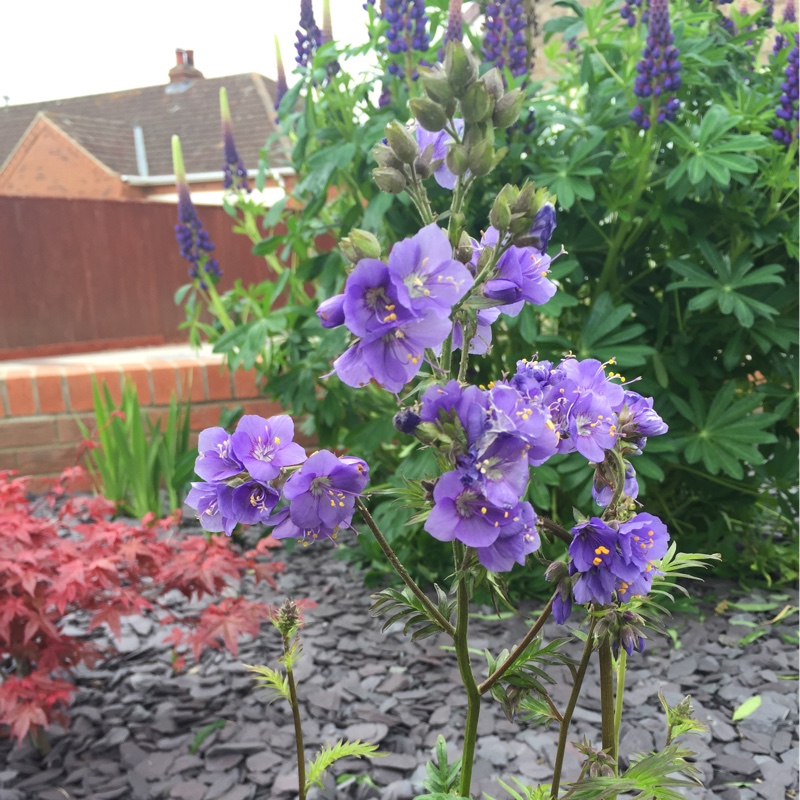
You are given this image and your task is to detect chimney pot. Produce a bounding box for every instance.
[186,50,194,66]
[168,49,204,84]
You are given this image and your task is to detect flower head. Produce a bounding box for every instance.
[630,0,682,128]
[414,120,466,190]
[296,0,323,67]
[773,35,799,147]
[774,0,796,52]
[384,0,430,82]
[282,449,370,530]
[220,88,249,192]
[172,136,220,281]
[186,481,232,534]
[221,480,280,531]
[230,415,307,482]
[482,0,531,80]
[194,427,244,482]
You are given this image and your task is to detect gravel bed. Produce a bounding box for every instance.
[1,537,797,800]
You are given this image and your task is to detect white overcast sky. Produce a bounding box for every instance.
[1,0,370,106]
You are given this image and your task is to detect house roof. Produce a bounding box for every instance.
[0,73,288,178]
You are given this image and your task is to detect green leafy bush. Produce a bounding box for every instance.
[179,0,798,588]
[78,379,196,518]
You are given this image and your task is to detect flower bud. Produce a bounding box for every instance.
[373,144,404,170]
[481,68,505,101]
[445,143,470,176]
[410,97,449,132]
[393,408,421,435]
[512,181,536,215]
[444,40,477,95]
[489,193,511,231]
[448,211,466,249]
[274,598,301,639]
[316,294,346,328]
[419,67,456,106]
[339,229,381,262]
[385,120,420,164]
[545,560,568,584]
[372,167,407,194]
[493,88,525,128]
[455,231,474,264]
[476,245,495,272]
[467,138,495,176]
[461,81,494,124]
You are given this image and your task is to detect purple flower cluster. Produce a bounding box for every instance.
[384,0,431,80]
[172,136,220,281]
[773,0,796,53]
[471,226,558,318]
[620,0,643,27]
[444,0,464,47]
[186,414,370,543]
[630,0,682,129]
[296,0,323,68]
[774,35,799,146]
[320,224,473,393]
[220,88,249,192]
[553,513,670,622]
[482,0,530,80]
[418,380,556,571]
[759,0,775,28]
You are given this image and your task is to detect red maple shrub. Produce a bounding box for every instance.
[0,469,287,746]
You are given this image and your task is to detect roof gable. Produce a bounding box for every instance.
[0,73,287,178]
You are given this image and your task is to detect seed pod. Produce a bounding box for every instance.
[481,68,505,101]
[468,138,495,176]
[454,231,474,264]
[373,144,404,170]
[461,80,494,124]
[489,193,511,231]
[372,167,407,194]
[444,40,477,96]
[410,97,448,132]
[493,88,525,128]
[445,143,470,176]
[385,120,419,164]
[419,67,456,106]
[340,228,381,261]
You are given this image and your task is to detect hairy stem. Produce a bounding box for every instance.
[454,557,481,798]
[614,649,627,767]
[356,498,455,637]
[538,516,574,546]
[550,615,598,799]
[479,593,556,696]
[599,636,617,766]
[284,645,306,800]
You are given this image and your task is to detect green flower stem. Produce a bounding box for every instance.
[614,649,627,765]
[454,555,481,798]
[478,593,556,696]
[599,635,617,766]
[285,659,306,800]
[355,498,456,637]
[202,280,235,332]
[457,318,477,383]
[538,517,574,546]
[550,615,598,799]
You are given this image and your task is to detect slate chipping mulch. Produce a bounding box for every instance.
[0,536,797,800]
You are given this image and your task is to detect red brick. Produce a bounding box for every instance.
[241,399,285,418]
[0,450,19,471]
[17,445,77,475]
[151,364,178,405]
[93,369,123,405]
[56,415,95,443]
[64,368,96,412]
[189,403,227,432]
[205,365,233,401]
[5,375,36,416]
[0,418,58,448]
[173,361,206,403]
[122,364,153,405]
[233,369,260,399]
[36,369,67,414]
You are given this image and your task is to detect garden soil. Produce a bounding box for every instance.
[0,534,797,800]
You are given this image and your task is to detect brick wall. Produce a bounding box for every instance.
[0,355,283,493]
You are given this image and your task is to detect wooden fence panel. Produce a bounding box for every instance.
[0,196,279,358]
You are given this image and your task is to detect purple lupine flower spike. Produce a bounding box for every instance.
[482,0,531,81]
[630,0,682,128]
[274,37,288,111]
[774,0,796,53]
[773,35,799,146]
[760,0,774,28]
[296,0,323,67]
[620,0,643,26]
[220,88,249,192]
[384,0,430,83]
[171,135,221,281]
[438,0,463,59]
[321,0,341,76]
